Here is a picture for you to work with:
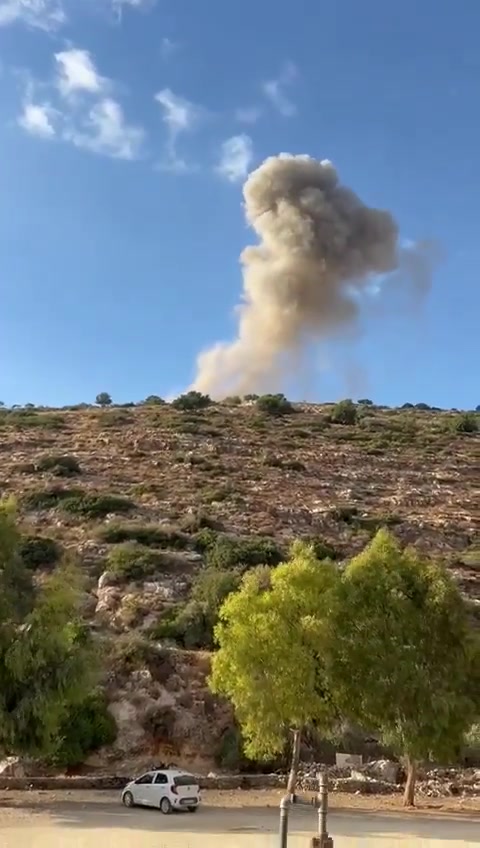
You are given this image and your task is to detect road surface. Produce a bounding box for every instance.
[0,796,479,848]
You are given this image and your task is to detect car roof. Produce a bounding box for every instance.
[146,768,195,776]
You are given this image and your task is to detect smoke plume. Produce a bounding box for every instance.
[192,153,430,398]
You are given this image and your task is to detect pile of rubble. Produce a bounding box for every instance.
[294,760,480,797]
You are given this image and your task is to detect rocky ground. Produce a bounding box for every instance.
[0,399,478,767]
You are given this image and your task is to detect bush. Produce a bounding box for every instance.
[206,535,282,571]
[22,486,84,511]
[37,455,81,477]
[18,535,61,570]
[98,410,132,428]
[302,537,338,561]
[98,522,189,549]
[49,693,117,768]
[401,402,414,409]
[61,492,135,520]
[244,394,259,401]
[453,412,479,434]
[107,543,167,581]
[96,392,112,407]
[256,393,294,416]
[415,402,431,411]
[223,395,242,406]
[171,391,212,411]
[357,398,374,406]
[153,567,241,649]
[143,395,165,406]
[331,399,358,425]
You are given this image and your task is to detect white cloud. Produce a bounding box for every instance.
[216,134,253,183]
[18,100,56,138]
[0,0,65,30]
[65,97,144,160]
[160,36,179,61]
[262,61,298,117]
[155,87,200,172]
[235,106,262,125]
[111,0,156,20]
[55,49,105,98]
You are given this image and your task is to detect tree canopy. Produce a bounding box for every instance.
[325,529,480,805]
[209,542,338,779]
[0,499,98,758]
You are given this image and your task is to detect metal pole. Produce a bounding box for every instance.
[279,794,290,848]
[318,771,328,840]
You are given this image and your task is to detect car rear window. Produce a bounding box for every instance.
[173,775,198,787]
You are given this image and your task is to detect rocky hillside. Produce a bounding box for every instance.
[1,399,478,772]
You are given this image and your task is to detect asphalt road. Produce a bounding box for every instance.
[0,799,479,848]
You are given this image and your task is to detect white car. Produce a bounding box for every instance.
[121,768,200,815]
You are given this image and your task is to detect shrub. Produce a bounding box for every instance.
[7,411,66,430]
[37,455,81,477]
[171,391,212,411]
[107,543,167,581]
[178,512,220,534]
[95,392,112,407]
[415,402,431,411]
[256,393,294,416]
[331,399,357,425]
[49,693,117,768]
[244,394,259,401]
[206,535,283,571]
[143,395,165,406]
[194,527,218,552]
[223,395,242,406]
[98,522,188,549]
[98,410,132,428]
[61,493,135,520]
[453,412,478,434]
[302,537,338,561]
[357,398,374,406]
[22,486,83,511]
[401,402,415,409]
[18,535,61,570]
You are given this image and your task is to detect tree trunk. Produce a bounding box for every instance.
[286,728,302,800]
[403,756,417,807]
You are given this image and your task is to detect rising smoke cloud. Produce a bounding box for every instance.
[192,153,430,398]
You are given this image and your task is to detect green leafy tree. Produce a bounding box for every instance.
[325,529,479,806]
[95,392,112,407]
[0,500,98,758]
[143,395,165,406]
[171,391,211,411]
[209,542,338,794]
[256,393,294,416]
[331,398,357,425]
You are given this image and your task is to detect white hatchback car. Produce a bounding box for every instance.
[121,768,200,814]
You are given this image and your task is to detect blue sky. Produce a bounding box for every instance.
[0,0,478,409]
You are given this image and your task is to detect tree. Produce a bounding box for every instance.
[171,391,211,411]
[325,529,479,806]
[143,395,165,406]
[0,499,98,758]
[331,399,357,425]
[209,542,338,794]
[256,393,294,416]
[95,392,112,407]
[357,398,374,406]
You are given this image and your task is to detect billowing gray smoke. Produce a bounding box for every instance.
[192,153,427,398]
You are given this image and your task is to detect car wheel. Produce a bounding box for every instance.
[187,806,198,813]
[122,792,134,808]
[159,797,172,815]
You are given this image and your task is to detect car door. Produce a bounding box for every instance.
[153,772,169,807]
[133,772,154,806]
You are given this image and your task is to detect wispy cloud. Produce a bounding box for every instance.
[262,61,298,117]
[111,0,156,21]
[18,100,57,138]
[216,134,253,183]
[55,48,106,98]
[160,36,179,61]
[0,0,65,30]
[155,87,200,172]
[64,97,144,160]
[235,106,262,125]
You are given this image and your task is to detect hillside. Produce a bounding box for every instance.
[1,398,478,772]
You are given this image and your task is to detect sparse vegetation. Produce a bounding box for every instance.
[98,522,189,548]
[49,693,117,768]
[107,542,169,581]
[453,412,479,434]
[19,535,61,570]
[61,492,135,520]
[205,534,283,571]
[330,398,358,425]
[37,455,81,476]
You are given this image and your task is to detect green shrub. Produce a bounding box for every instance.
[143,395,165,406]
[453,412,479,434]
[244,394,259,401]
[206,535,282,571]
[331,399,358,425]
[153,567,241,649]
[22,486,84,511]
[18,535,61,570]
[107,543,167,581]
[61,493,135,520]
[194,527,218,552]
[7,411,66,430]
[98,522,189,549]
[302,537,338,561]
[171,391,212,411]
[49,693,117,768]
[256,393,294,416]
[37,455,81,477]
